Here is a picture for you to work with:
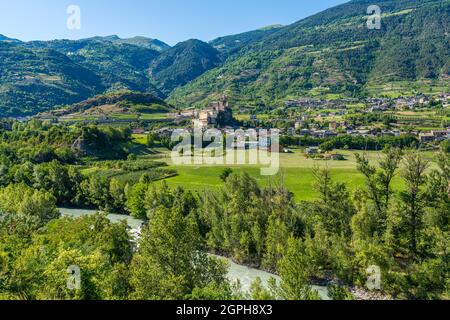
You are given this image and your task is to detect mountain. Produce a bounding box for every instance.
[148,39,223,96]
[26,38,162,93]
[83,35,170,52]
[0,34,21,43]
[210,25,284,59]
[169,0,450,108]
[0,36,219,116]
[1,0,448,116]
[0,38,166,116]
[0,42,104,116]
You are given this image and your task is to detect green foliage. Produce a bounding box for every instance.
[441,140,450,153]
[0,183,59,227]
[219,168,233,182]
[1,214,133,300]
[210,25,283,59]
[328,285,355,300]
[282,134,419,151]
[275,237,321,300]
[0,42,103,116]
[0,38,166,116]
[130,206,230,300]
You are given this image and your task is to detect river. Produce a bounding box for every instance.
[59,208,330,299]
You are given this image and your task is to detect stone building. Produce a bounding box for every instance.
[193,96,234,129]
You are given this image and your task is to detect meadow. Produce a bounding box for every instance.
[153,148,419,202]
[129,134,439,202]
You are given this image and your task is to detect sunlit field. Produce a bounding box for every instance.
[149,148,434,202]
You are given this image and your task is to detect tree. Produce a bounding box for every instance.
[328,285,355,300]
[354,148,403,236]
[125,182,148,219]
[220,168,233,182]
[441,140,450,154]
[0,183,59,226]
[311,167,356,237]
[108,178,127,214]
[2,214,132,300]
[249,278,276,300]
[263,215,290,271]
[276,237,320,300]
[130,206,230,300]
[147,133,159,148]
[400,152,429,258]
[262,179,298,271]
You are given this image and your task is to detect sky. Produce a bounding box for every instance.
[0,0,348,45]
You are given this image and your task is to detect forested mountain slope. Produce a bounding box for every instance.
[169,0,450,108]
[0,42,105,116]
[210,24,284,59]
[148,39,223,96]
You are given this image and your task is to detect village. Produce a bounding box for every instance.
[148,93,450,156]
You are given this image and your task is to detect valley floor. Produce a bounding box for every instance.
[142,148,439,202]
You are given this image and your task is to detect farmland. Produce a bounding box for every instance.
[141,148,440,202]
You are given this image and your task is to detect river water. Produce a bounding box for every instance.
[59,208,330,299]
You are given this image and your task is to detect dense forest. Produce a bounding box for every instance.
[0,121,448,300]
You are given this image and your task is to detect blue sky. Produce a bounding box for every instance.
[0,0,348,45]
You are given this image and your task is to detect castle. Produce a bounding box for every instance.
[193,95,234,129]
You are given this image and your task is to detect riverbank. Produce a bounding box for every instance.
[59,208,391,300]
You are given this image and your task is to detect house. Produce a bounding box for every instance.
[287,127,296,136]
[132,128,146,135]
[419,132,435,142]
[306,147,319,155]
[431,130,449,142]
[329,121,340,131]
[299,129,311,136]
[330,154,345,161]
[295,121,304,130]
[419,130,450,143]
[391,130,401,137]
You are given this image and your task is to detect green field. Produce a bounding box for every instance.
[148,149,434,202]
[129,134,440,202]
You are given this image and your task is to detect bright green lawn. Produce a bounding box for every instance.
[132,134,148,145]
[152,149,432,202]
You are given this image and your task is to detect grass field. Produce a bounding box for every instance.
[150,149,437,202]
[128,135,439,202]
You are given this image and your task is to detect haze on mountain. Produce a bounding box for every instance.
[0,0,449,116]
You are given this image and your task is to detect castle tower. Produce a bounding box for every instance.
[219,95,229,110]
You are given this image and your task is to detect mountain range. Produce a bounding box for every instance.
[0,0,449,116]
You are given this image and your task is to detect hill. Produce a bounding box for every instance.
[39,91,172,120]
[0,37,220,116]
[148,39,223,96]
[0,34,21,43]
[0,0,448,116]
[26,38,163,93]
[168,0,450,108]
[0,42,105,116]
[82,35,170,52]
[0,38,167,116]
